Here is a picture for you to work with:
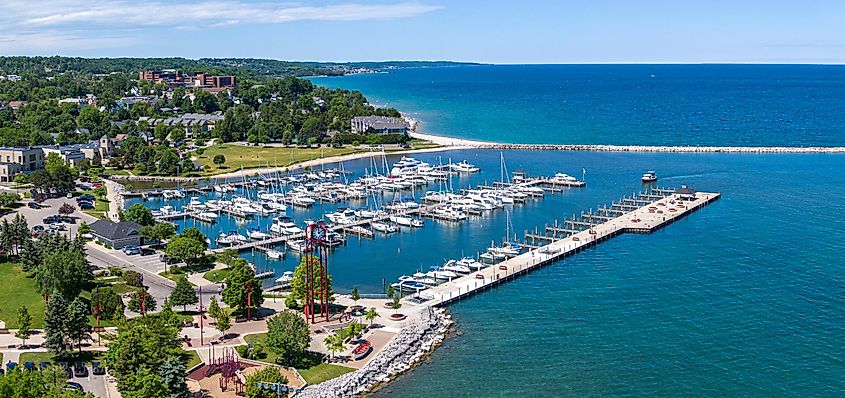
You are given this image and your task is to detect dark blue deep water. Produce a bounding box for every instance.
[312,65,845,146]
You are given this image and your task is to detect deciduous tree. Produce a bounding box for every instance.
[265,311,310,365]
[169,276,198,311]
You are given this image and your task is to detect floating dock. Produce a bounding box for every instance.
[403,188,720,307]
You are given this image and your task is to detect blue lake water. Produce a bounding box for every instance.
[131,150,845,396]
[311,64,845,147]
[132,65,845,396]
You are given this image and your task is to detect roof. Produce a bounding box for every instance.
[90,220,142,241]
[676,185,696,195]
[351,116,409,130]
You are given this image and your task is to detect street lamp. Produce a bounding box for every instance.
[139,274,146,316]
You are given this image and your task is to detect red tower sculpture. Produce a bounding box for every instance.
[304,222,330,323]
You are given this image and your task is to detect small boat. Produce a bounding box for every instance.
[371,222,397,233]
[286,239,308,252]
[389,215,412,226]
[197,211,219,219]
[410,218,425,228]
[441,260,471,274]
[248,228,271,240]
[275,271,294,284]
[352,340,372,360]
[642,171,658,183]
[266,249,284,260]
[215,232,237,245]
[427,267,458,280]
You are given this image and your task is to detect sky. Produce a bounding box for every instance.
[1,0,844,64]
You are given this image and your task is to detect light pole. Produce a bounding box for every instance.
[139,274,146,316]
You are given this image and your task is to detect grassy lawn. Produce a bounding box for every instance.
[190,144,361,175]
[19,350,103,366]
[81,191,110,219]
[241,333,354,384]
[179,350,203,369]
[407,139,442,149]
[0,262,46,329]
[298,363,355,385]
[204,268,231,283]
[107,283,139,295]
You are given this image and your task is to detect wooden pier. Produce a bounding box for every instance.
[402,188,720,308]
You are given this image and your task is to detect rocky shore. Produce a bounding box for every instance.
[299,307,453,398]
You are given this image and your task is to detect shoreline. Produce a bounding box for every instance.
[408,129,845,153]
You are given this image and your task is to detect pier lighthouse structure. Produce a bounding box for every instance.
[304,223,331,323]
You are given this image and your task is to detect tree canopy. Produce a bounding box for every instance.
[265,311,310,365]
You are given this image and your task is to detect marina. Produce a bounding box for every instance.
[390,186,720,303]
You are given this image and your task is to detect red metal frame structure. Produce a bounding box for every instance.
[304,223,330,323]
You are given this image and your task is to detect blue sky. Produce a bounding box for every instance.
[1,0,843,63]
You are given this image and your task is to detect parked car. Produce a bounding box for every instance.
[62,216,77,224]
[76,194,95,202]
[73,362,87,377]
[23,362,35,371]
[66,192,73,199]
[42,215,62,224]
[140,248,155,256]
[39,361,51,371]
[160,254,181,265]
[32,225,45,232]
[122,246,141,255]
[91,362,105,375]
[65,382,84,392]
[27,202,41,209]
[79,201,95,210]
[60,362,73,378]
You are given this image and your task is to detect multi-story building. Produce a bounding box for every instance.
[0,146,45,182]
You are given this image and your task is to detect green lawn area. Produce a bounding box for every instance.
[180,350,203,369]
[298,363,355,385]
[190,144,361,176]
[0,262,45,328]
[81,191,110,219]
[204,268,231,283]
[241,333,354,384]
[19,350,103,366]
[107,282,139,295]
[406,139,442,150]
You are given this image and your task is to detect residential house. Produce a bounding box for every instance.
[351,116,410,135]
[90,220,144,249]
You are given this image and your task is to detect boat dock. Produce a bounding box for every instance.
[402,187,720,307]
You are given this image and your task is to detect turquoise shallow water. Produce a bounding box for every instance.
[311,64,845,147]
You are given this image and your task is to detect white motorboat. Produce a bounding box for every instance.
[457,257,485,270]
[266,249,284,260]
[642,171,658,183]
[286,239,307,252]
[410,218,425,227]
[248,229,271,240]
[276,271,294,284]
[389,215,413,226]
[197,211,219,219]
[371,222,397,233]
[427,268,458,280]
[441,260,471,274]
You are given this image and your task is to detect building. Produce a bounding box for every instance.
[42,138,108,167]
[0,146,45,182]
[351,116,410,135]
[139,113,225,138]
[58,94,97,107]
[139,70,236,92]
[89,220,144,249]
[117,96,158,109]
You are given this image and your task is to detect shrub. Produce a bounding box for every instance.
[285,296,299,310]
[124,270,143,287]
[108,266,124,277]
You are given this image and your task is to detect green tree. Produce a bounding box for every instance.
[104,316,183,395]
[265,311,310,365]
[141,222,176,243]
[165,236,205,263]
[207,296,221,319]
[58,202,75,216]
[180,227,208,250]
[0,366,91,398]
[244,367,290,398]
[44,292,71,358]
[215,309,231,339]
[169,276,198,311]
[290,255,333,304]
[37,249,92,299]
[66,297,91,352]
[78,221,91,235]
[15,306,32,347]
[128,289,157,314]
[0,192,20,208]
[123,203,155,226]
[124,368,170,398]
[91,287,124,323]
[159,356,190,398]
[323,333,344,360]
[213,154,226,168]
[350,286,360,307]
[364,307,378,326]
[221,261,264,316]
